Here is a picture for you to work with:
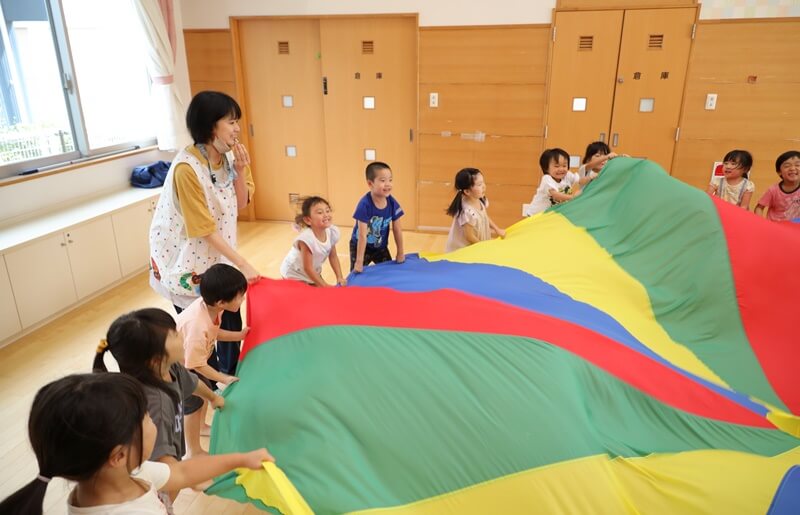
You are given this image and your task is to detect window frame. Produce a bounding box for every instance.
[0,0,156,181]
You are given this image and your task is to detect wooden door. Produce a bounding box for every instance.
[66,218,122,299]
[239,19,328,221]
[609,8,696,171]
[545,10,624,163]
[319,17,418,228]
[5,234,77,328]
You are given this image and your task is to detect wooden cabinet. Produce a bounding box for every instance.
[5,233,78,328]
[545,7,697,173]
[66,218,122,299]
[112,199,154,276]
[0,258,21,341]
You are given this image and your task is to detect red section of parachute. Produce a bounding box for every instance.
[713,198,800,415]
[242,278,771,428]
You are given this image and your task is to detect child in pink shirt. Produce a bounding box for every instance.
[177,263,249,457]
[755,150,800,221]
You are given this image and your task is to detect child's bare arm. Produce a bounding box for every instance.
[329,246,346,285]
[488,217,506,238]
[549,189,581,203]
[705,183,718,196]
[392,218,405,263]
[739,191,753,210]
[299,241,329,287]
[193,364,236,385]
[193,379,224,409]
[354,221,368,273]
[754,204,766,217]
[162,449,274,492]
[463,223,480,244]
[156,455,180,501]
[217,327,249,342]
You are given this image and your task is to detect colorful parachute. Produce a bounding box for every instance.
[207,158,800,514]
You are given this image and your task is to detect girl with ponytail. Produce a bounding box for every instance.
[94,308,224,501]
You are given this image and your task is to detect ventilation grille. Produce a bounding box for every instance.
[362,40,374,54]
[578,36,593,50]
[648,34,664,49]
[278,41,289,54]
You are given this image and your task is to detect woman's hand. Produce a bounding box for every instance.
[232,142,251,175]
[239,261,261,283]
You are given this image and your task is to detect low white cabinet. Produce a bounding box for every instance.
[112,199,155,277]
[5,232,78,328]
[0,189,161,343]
[0,258,21,340]
[67,217,123,299]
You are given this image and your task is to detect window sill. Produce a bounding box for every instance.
[0,145,161,188]
[0,186,162,253]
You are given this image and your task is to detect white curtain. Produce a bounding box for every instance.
[132,0,185,150]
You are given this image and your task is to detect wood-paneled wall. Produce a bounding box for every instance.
[672,19,800,191]
[418,26,550,230]
[183,18,799,227]
[183,30,237,98]
[183,29,255,220]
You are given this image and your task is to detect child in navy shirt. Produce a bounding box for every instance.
[350,161,405,272]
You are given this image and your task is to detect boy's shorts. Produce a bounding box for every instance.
[349,241,392,271]
[184,373,216,415]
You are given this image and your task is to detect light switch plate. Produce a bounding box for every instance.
[705,93,717,110]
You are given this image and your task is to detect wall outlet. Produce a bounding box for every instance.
[705,93,717,110]
[429,92,439,108]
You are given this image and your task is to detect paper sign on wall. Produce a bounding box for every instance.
[711,161,724,180]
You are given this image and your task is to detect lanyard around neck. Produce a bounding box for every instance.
[195,144,237,188]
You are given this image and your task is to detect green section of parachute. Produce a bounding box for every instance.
[553,158,785,410]
[209,325,796,514]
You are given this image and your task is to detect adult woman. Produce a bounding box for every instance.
[149,91,259,375]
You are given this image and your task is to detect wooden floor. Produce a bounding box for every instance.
[0,221,447,514]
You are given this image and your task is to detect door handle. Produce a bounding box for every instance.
[612,133,619,147]
[599,132,606,143]
[322,77,328,95]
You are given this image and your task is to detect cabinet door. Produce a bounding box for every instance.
[0,257,22,340]
[609,8,696,172]
[112,200,153,276]
[545,10,624,162]
[66,217,122,299]
[5,233,77,328]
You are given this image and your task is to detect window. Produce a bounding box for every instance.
[0,0,156,180]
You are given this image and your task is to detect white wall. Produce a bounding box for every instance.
[180,0,557,29]
[180,0,799,28]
